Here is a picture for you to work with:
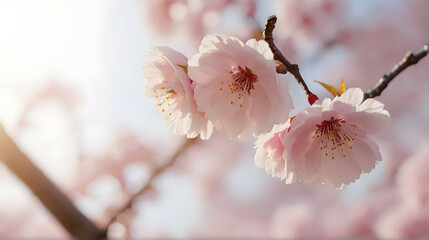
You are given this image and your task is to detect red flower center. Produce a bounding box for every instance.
[314,117,356,160]
[230,66,257,97]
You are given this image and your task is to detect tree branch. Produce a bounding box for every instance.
[107,137,197,228]
[0,125,105,239]
[263,15,313,98]
[364,43,428,100]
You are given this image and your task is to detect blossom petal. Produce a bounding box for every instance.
[336,87,363,106]
[193,74,249,121]
[245,39,274,60]
[188,51,235,85]
[345,111,391,135]
[345,136,381,173]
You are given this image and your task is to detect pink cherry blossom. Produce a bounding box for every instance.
[255,88,391,189]
[143,45,213,139]
[188,34,293,140]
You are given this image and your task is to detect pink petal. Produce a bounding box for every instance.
[193,75,250,121]
[297,137,323,180]
[249,83,278,135]
[345,136,381,173]
[345,111,392,135]
[286,117,321,162]
[188,51,235,84]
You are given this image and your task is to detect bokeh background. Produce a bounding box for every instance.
[0,0,428,238]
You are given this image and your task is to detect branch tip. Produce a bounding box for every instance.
[364,43,429,100]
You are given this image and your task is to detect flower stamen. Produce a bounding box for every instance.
[229,66,257,96]
[154,88,178,117]
[314,117,356,160]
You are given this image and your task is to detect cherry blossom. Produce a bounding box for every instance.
[188,34,293,140]
[143,45,213,139]
[255,88,391,189]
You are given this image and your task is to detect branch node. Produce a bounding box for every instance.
[263,15,314,99]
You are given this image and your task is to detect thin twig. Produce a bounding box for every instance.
[263,15,313,97]
[0,125,105,239]
[364,43,428,100]
[107,137,197,228]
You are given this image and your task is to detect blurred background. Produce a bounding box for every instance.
[0,0,428,238]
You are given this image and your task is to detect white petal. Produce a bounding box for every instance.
[358,98,390,115]
[188,114,213,140]
[321,97,333,111]
[331,100,357,114]
[336,88,364,106]
[199,34,243,54]
[149,45,188,65]
[245,39,274,60]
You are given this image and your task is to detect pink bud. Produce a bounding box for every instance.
[307,93,319,105]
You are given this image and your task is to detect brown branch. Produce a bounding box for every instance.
[0,125,105,239]
[263,15,313,97]
[107,137,197,228]
[364,43,428,100]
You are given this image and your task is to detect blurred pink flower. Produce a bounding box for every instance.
[345,194,394,238]
[142,0,235,45]
[275,0,343,43]
[269,201,320,238]
[142,0,174,35]
[17,81,80,131]
[375,202,429,239]
[188,34,293,140]
[374,143,429,239]
[269,199,350,238]
[255,88,391,188]
[143,45,213,139]
[397,143,429,207]
[175,132,242,199]
[192,205,268,238]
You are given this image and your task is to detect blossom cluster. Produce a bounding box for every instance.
[143,34,391,189]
